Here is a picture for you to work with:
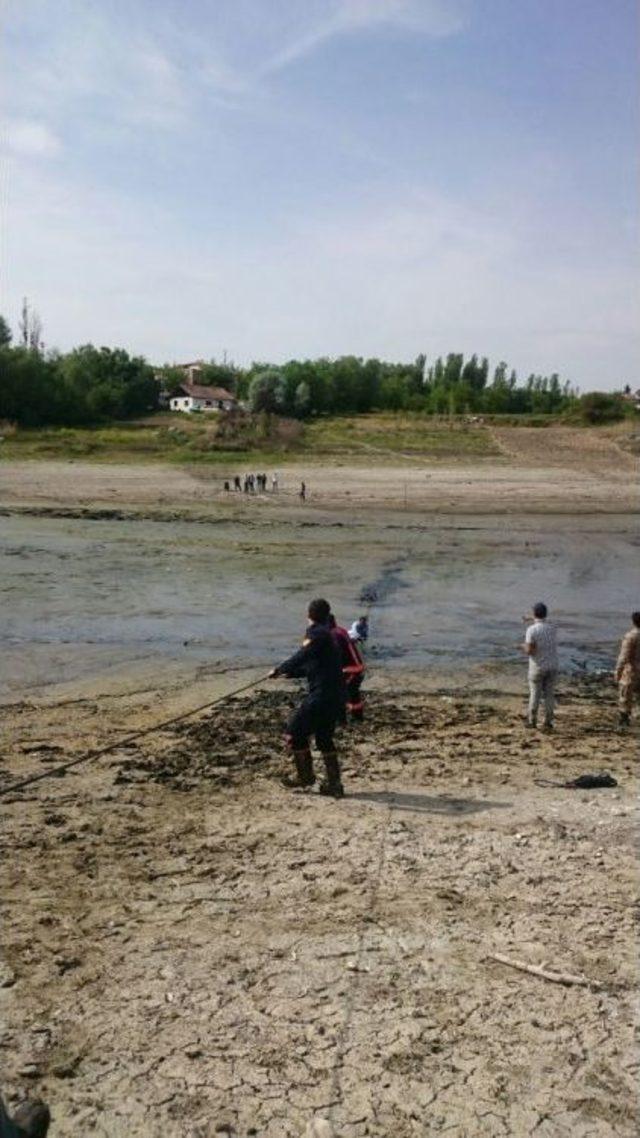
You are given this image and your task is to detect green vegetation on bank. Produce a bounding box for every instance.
[2,410,637,467]
[303,414,499,457]
[0,414,502,464]
[1,308,636,432]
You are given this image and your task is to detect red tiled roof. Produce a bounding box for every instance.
[174,383,236,401]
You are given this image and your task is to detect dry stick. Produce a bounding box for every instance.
[489,952,602,989]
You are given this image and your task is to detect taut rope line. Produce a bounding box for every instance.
[0,673,270,799]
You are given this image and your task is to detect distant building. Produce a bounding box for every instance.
[621,386,640,410]
[170,382,237,413]
[178,361,207,384]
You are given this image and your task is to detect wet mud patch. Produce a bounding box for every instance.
[113,688,486,792]
[358,555,409,607]
[112,674,623,796]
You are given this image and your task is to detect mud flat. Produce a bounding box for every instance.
[1,511,638,700]
[0,674,638,1137]
[1,431,638,1135]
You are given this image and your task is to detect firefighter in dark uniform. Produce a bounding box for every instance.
[328,613,366,722]
[269,598,346,798]
[0,1095,50,1137]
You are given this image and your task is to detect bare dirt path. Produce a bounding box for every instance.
[1,676,637,1137]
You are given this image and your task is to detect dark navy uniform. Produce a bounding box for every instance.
[274,623,345,753]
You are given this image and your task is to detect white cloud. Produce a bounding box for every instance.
[5,148,636,389]
[4,2,466,133]
[2,2,636,389]
[262,0,466,75]
[4,118,62,159]
[4,5,189,135]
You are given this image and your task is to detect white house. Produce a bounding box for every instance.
[170,382,237,413]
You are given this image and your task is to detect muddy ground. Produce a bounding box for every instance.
[2,510,637,701]
[1,428,638,1136]
[1,672,638,1137]
[1,424,638,517]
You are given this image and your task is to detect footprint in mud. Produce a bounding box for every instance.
[43,813,67,827]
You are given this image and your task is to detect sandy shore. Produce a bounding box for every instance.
[1,426,638,516]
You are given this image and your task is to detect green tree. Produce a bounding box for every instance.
[0,346,60,425]
[248,370,287,414]
[294,380,311,418]
[58,345,158,422]
[0,315,12,347]
[198,361,243,392]
[443,353,464,387]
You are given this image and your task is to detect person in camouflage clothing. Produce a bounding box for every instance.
[615,611,640,727]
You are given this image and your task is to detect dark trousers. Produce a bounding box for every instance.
[346,674,364,715]
[286,698,339,753]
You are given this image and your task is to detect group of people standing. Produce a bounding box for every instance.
[222,474,311,501]
[225,472,277,494]
[523,603,640,731]
[270,598,639,802]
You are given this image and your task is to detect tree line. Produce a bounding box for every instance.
[0,311,158,427]
[242,354,578,417]
[0,308,631,427]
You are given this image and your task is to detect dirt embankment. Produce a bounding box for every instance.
[1,675,637,1137]
[0,425,637,516]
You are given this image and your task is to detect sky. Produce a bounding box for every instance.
[1,0,638,388]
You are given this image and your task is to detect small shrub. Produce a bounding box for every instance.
[575,393,626,425]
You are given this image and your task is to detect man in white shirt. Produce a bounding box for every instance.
[523,602,558,730]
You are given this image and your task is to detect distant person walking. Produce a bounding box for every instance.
[523,602,558,730]
[234,475,241,492]
[300,481,306,502]
[272,473,279,493]
[615,611,640,727]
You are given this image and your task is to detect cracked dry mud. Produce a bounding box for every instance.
[1,679,638,1137]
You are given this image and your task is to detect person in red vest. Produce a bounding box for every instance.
[328,612,366,722]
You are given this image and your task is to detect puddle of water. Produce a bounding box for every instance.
[0,514,636,697]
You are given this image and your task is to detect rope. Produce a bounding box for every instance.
[0,672,271,799]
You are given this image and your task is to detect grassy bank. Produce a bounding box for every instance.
[0,412,504,464]
[6,410,631,466]
[304,413,499,457]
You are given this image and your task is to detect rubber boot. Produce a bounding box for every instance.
[12,1100,51,1138]
[319,752,344,798]
[281,749,315,789]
